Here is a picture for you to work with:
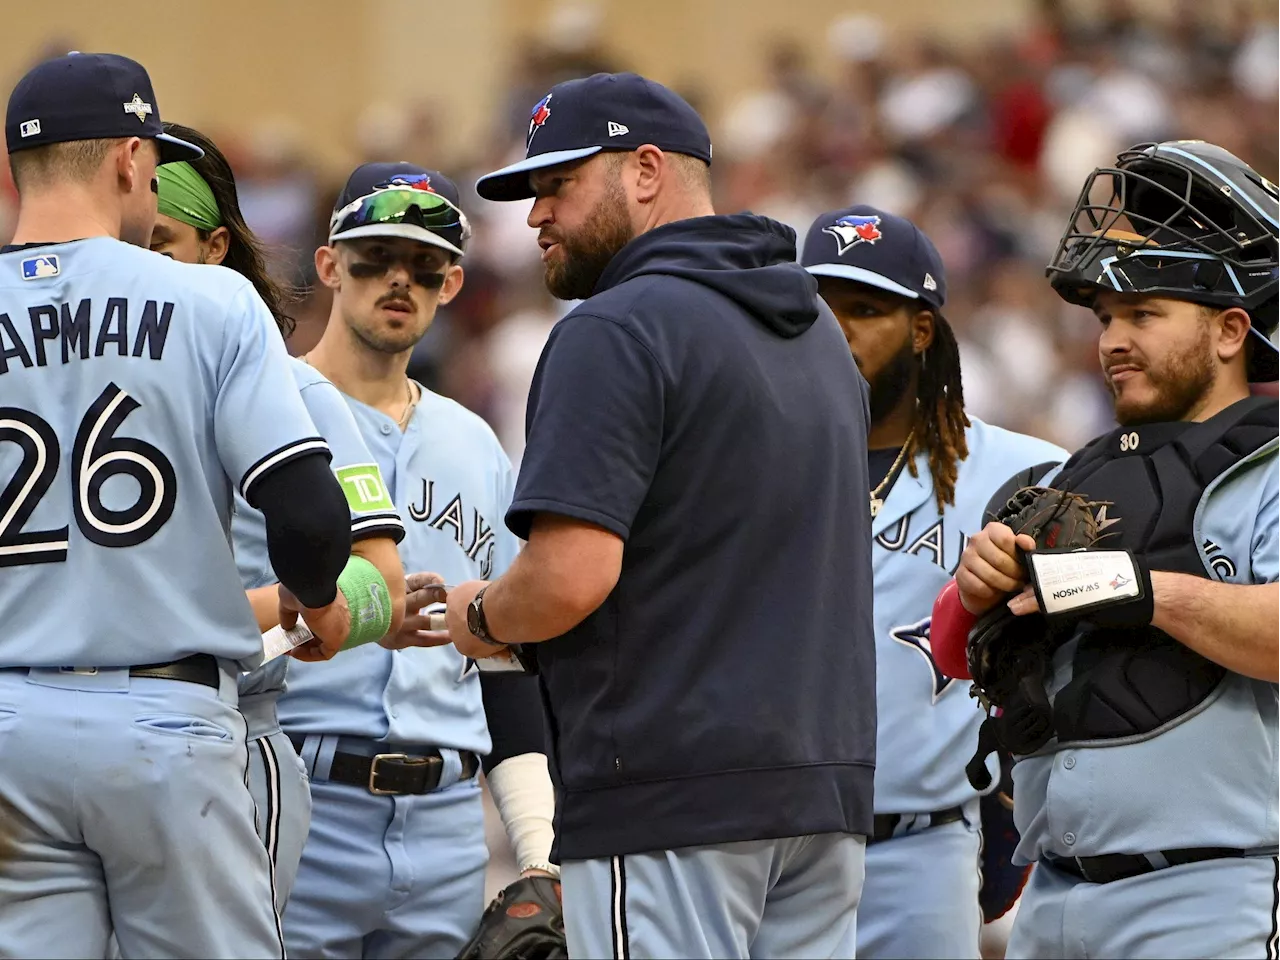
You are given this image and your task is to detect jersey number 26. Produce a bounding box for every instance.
[0,382,176,567]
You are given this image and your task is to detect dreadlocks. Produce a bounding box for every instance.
[902,313,970,513]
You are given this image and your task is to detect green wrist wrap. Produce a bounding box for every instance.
[337,556,393,649]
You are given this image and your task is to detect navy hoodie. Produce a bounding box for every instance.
[508,214,876,859]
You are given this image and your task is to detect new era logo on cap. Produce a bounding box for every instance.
[608,121,629,137]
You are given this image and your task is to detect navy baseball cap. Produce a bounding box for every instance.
[5,53,201,164]
[802,205,947,310]
[476,72,712,202]
[329,162,471,257]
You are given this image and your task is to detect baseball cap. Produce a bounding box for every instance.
[801,205,947,310]
[476,72,712,202]
[5,52,201,164]
[329,162,471,257]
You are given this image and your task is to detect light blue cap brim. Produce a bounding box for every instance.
[804,263,921,300]
[155,131,204,163]
[475,146,604,201]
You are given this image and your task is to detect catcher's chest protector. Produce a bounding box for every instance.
[1047,397,1277,745]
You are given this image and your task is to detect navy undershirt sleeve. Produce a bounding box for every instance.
[479,671,548,773]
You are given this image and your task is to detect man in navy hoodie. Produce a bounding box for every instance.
[442,72,875,959]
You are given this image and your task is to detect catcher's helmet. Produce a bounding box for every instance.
[1047,140,1279,381]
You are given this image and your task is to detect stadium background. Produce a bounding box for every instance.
[2,1,1276,955]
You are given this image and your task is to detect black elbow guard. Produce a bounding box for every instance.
[254,452,351,608]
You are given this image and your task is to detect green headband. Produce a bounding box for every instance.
[156,161,223,231]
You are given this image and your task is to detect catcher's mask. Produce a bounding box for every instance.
[1047,140,1279,382]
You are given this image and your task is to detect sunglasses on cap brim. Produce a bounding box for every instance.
[329,186,466,239]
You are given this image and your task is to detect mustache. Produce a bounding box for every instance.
[1104,360,1145,376]
[376,290,416,311]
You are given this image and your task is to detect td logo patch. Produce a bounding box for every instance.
[336,463,394,514]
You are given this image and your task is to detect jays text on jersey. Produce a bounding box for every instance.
[278,386,519,753]
[870,418,1065,814]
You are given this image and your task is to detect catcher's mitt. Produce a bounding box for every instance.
[968,486,1100,706]
[457,875,567,960]
[992,485,1101,554]
[964,486,1102,779]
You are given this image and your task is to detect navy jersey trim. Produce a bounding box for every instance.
[610,854,630,960]
[351,513,406,544]
[1267,855,1278,960]
[240,438,330,504]
[248,738,286,958]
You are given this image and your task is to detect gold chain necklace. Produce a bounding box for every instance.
[869,430,914,518]
[396,379,418,429]
[301,352,417,430]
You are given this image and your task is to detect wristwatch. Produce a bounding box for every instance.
[466,586,506,646]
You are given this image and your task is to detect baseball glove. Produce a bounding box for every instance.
[456,875,567,960]
[964,487,1102,775]
[994,485,1100,554]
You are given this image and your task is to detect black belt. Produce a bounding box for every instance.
[1046,846,1245,884]
[128,654,221,689]
[870,806,966,844]
[288,734,480,796]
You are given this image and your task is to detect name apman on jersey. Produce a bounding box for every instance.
[0,298,172,374]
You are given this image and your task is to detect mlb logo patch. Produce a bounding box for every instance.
[21,254,60,280]
[19,119,41,138]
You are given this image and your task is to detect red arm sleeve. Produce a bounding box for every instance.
[932,578,977,679]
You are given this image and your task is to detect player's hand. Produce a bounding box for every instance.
[445,579,501,661]
[955,521,1038,616]
[279,585,352,661]
[1007,584,1042,617]
[379,571,450,650]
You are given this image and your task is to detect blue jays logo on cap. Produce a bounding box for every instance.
[375,173,434,192]
[528,94,552,148]
[824,214,883,255]
[21,254,60,280]
[802,204,948,310]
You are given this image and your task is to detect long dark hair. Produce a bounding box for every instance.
[161,121,295,338]
[904,313,969,512]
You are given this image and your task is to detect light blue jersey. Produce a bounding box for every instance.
[858,418,1064,959]
[0,238,325,668]
[278,385,519,754]
[1012,443,1279,862]
[235,357,404,707]
[870,418,1066,813]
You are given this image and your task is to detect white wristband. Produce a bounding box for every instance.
[486,752,558,876]
[1027,549,1141,616]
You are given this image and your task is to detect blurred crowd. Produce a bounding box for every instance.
[3,0,1276,459]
